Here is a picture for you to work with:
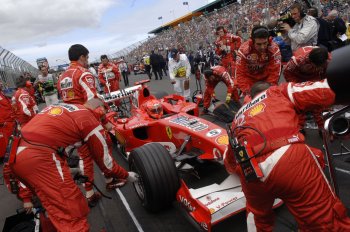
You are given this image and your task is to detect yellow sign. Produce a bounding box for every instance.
[166,126,172,139]
[248,103,265,117]
[48,107,63,116]
[209,208,215,214]
[216,135,229,145]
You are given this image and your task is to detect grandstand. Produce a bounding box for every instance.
[149,0,237,34]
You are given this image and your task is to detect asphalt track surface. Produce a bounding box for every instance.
[1,72,350,231]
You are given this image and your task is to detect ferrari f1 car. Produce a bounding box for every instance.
[101,80,281,231]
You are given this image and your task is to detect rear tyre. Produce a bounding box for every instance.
[129,143,180,212]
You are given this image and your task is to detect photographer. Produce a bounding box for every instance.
[281,3,319,52]
[36,65,59,106]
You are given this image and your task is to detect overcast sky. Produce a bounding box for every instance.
[0,0,214,67]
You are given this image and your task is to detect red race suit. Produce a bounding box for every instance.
[283,46,332,128]
[13,88,38,126]
[98,62,120,93]
[236,39,281,95]
[203,65,238,109]
[224,80,350,231]
[0,90,15,158]
[11,103,128,231]
[215,31,241,75]
[57,61,97,104]
[57,62,102,193]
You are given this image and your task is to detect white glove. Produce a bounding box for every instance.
[23,202,33,214]
[127,172,139,183]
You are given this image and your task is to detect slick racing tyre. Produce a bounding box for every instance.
[129,143,180,212]
[152,91,168,99]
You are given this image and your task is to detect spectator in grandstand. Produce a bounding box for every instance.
[168,49,191,100]
[98,55,121,93]
[236,26,281,97]
[36,65,59,106]
[150,50,162,80]
[280,2,319,51]
[283,46,331,131]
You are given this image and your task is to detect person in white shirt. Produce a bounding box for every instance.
[168,49,191,100]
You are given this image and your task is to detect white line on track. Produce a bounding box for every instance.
[115,188,144,232]
[335,167,350,175]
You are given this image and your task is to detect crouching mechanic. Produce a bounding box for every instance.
[202,65,240,114]
[284,46,332,132]
[9,99,138,231]
[224,79,350,231]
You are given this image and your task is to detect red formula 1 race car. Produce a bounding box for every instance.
[101,80,282,232]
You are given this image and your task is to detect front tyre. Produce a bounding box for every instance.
[129,143,180,212]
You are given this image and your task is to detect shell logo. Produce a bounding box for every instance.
[209,208,216,214]
[216,135,228,145]
[67,89,75,98]
[248,103,265,117]
[48,107,63,116]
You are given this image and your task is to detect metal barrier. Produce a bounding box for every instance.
[0,46,39,88]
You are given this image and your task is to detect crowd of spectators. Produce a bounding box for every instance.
[125,0,350,63]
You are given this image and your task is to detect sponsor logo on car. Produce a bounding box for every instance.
[204,196,220,207]
[215,197,238,210]
[166,126,172,139]
[206,129,221,137]
[216,135,228,145]
[170,115,208,131]
[179,195,196,212]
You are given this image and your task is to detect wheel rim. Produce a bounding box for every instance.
[130,162,145,201]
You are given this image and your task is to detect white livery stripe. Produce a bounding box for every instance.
[247,212,257,232]
[84,125,113,170]
[287,80,330,105]
[259,145,291,182]
[52,153,64,181]
[79,72,95,101]
[19,94,31,116]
